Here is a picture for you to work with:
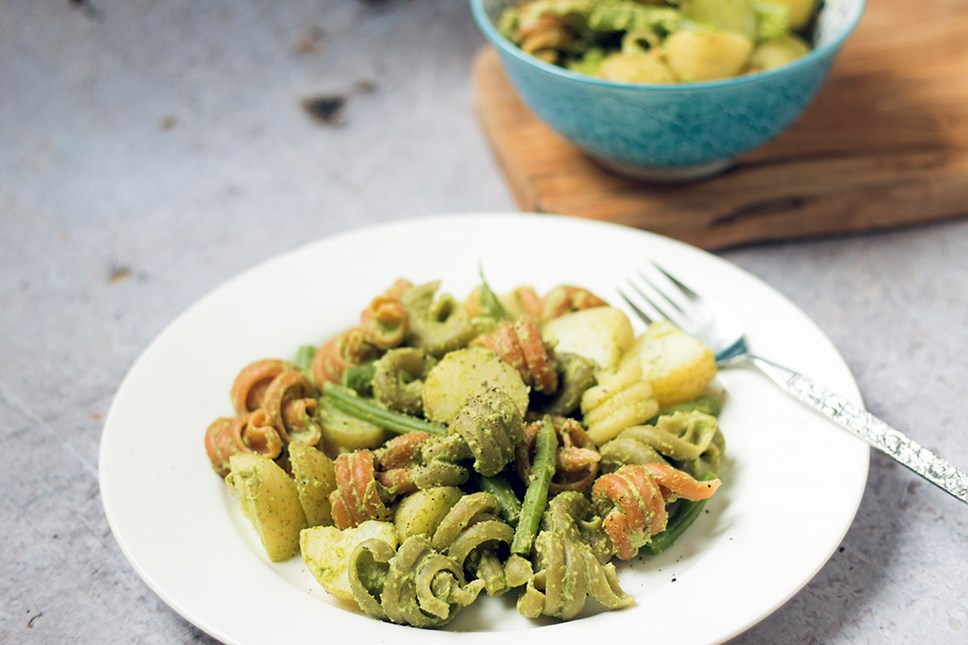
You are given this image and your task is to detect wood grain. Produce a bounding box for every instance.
[473,0,968,249]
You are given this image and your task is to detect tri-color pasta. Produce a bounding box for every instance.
[497,0,822,83]
[206,275,727,627]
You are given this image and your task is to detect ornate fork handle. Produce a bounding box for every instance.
[749,355,968,505]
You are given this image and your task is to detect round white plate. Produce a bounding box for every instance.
[100,213,869,644]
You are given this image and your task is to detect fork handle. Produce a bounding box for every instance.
[749,355,968,505]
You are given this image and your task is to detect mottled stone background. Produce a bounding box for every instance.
[1,1,965,643]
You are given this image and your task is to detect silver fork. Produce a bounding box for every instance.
[619,263,968,506]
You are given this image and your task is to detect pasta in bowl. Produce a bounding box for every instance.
[206,276,727,628]
[471,0,866,180]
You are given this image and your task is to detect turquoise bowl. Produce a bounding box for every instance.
[471,0,866,181]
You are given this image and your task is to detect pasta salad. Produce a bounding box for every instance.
[204,276,726,628]
[497,0,820,83]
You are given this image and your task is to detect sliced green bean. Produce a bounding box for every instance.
[645,472,718,555]
[294,344,317,376]
[479,268,511,321]
[474,473,522,526]
[511,416,558,556]
[322,383,446,437]
[342,362,376,397]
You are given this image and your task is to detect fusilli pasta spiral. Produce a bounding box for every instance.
[473,318,558,394]
[349,535,485,628]
[593,463,720,559]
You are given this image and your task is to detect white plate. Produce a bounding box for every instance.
[100,213,869,644]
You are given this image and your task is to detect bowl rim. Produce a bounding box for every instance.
[470,0,867,92]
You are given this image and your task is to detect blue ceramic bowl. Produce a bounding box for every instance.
[472,0,865,181]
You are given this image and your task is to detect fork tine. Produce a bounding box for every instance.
[650,261,700,301]
[626,277,690,329]
[618,289,654,325]
[636,269,687,316]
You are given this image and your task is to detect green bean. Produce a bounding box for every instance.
[511,416,558,556]
[294,344,317,376]
[473,473,522,526]
[322,383,447,437]
[479,269,511,321]
[645,472,718,555]
[343,362,376,396]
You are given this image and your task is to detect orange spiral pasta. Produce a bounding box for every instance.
[230,359,290,415]
[517,12,573,63]
[473,318,558,394]
[373,432,467,496]
[373,432,433,495]
[541,285,609,321]
[382,278,413,301]
[375,432,433,470]
[509,286,543,320]
[592,463,721,560]
[260,369,322,446]
[361,295,409,349]
[329,450,392,530]
[312,328,379,386]
[203,414,283,476]
[516,416,600,494]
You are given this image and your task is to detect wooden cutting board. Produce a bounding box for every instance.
[473,0,968,250]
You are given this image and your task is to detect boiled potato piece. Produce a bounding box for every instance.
[319,398,387,451]
[394,486,464,543]
[541,307,634,372]
[663,29,754,82]
[681,0,757,39]
[619,321,717,407]
[289,443,337,528]
[766,0,820,31]
[747,34,810,73]
[596,52,677,84]
[301,520,398,602]
[422,346,530,424]
[227,453,307,562]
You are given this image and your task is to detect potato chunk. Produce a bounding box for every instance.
[300,520,398,602]
[422,346,530,424]
[394,486,464,543]
[541,307,634,372]
[227,453,307,562]
[289,443,337,528]
[663,29,753,82]
[620,321,717,407]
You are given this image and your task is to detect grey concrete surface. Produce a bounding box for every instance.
[2,1,966,643]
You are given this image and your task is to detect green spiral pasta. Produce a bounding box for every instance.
[599,410,724,474]
[349,535,485,628]
[348,537,395,621]
[403,282,477,357]
[432,492,515,596]
[423,389,525,477]
[688,424,726,477]
[372,348,436,416]
[516,530,632,621]
[532,352,597,417]
[542,492,614,564]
